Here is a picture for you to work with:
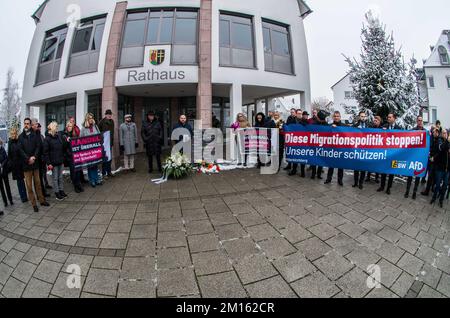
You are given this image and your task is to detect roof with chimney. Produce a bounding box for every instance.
[424,30,450,68]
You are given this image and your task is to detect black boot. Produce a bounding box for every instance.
[59,191,68,198]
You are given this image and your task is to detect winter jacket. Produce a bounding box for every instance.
[255,113,267,128]
[18,130,42,171]
[0,146,8,177]
[432,138,449,172]
[98,118,115,146]
[332,121,347,127]
[63,130,77,165]
[142,120,163,155]
[353,121,369,129]
[120,122,138,156]
[7,139,24,180]
[286,116,297,125]
[384,123,402,130]
[43,132,67,166]
[172,121,193,144]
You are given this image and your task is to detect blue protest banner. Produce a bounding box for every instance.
[284,124,430,177]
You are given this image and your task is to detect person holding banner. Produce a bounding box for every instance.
[81,113,103,188]
[377,113,401,195]
[254,113,275,169]
[422,128,440,197]
[289,110,309,178]
[283,109,298,171]
[430,129,450,208]
[231,113,251,166]
[404,116,426,199]
[365,116,383,184]
[98,109,115,179]
[120,114,138,173]
[64,122,84,193]
[324,111,346,186]
[43,122,68,201]
[352,111,368,190]
[310,110,327,180]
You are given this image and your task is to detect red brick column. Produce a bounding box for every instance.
[197,0,213,129]
[102,1,128,167]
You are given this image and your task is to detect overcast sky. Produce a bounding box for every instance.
[0,0,448,100]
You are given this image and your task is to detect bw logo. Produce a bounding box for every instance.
[150,49,165,66]
[391,160,398,168]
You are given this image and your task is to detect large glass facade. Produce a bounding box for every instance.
[45,98,76,131]
[262,20,294,74]
[87,94,102,123]
[120,8,198,67]
[219,13,255,68]
[36,27,67,85]
[67,16,106,76]
[212,97,231,131]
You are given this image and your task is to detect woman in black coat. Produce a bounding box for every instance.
[141,111,163,173]
[0,139,13,208]
[7,128,27,203]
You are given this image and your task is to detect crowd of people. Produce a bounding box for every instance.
[0,106,447,216]
[232,108,450,209]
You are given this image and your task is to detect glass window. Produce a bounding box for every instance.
[123,19,146,46]
[41,38,58,63]
[146,18,160,44]
[232,23,252,50]
[219,13,255,68]
[429,77,435,88]
[36,27,67,85]
[88,94,102,123]
[438,46,449,64]
[160,17,174,43]
[263,27,271,53]
[174,18,197,44]
[272,30,290,56]
[46,98,76,131]
[262,20,293,74]
[68,16,106,76]
[91,23,105,51]
[72,27,93,54]
[447,77,450,89]
[121,9,198,67]
[220,20,230,46]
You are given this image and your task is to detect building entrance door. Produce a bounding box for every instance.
[143,98,171,148]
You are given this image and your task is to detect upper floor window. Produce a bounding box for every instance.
[438,46,449,65]
[219,13,255,68]
[67,16,106,76]
[447,76,450,89]
[344,91,354,99]
[262,20,293,74]
[120,9,198,67]
[428,76,435,88]
[36,27,67,85]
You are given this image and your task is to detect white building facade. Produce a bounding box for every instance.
[423,30,450,127]
[22,0,312,159]
[331,73,358,123]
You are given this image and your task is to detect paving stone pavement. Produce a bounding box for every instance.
[0,157,449,298]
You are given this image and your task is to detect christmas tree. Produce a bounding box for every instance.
[345,11,421,128]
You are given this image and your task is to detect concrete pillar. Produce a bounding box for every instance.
[76,91,87,128]
[230,84,242,124]
[102,1,128,165]
[197,0,213,129]
[134,96,144,153]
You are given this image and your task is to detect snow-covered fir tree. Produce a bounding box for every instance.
[345,11,421,128]
[1,68,22,129]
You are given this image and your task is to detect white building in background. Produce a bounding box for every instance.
[331,73,358,123]
[22,0,313,161]
[423,30,450,127]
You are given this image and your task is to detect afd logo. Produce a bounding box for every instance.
[392,160,425,174]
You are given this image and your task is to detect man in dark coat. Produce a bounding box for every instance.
[283,108,298,171]
[430,129,449,208]
[33,121,51,198]
[289,110,309,177]
[422,128,440,196]
[353,111,369,190]
[142,111,163,174]
[405,116,426,199]
[98,109,115,178]
[310,110,327,179]
[18,118,50,212]
[8,129,28,203]
[324,111,346,186]
[377,113,402,195]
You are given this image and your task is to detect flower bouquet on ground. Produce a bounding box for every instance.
[195,160,222,175]
[152,153,193,184]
